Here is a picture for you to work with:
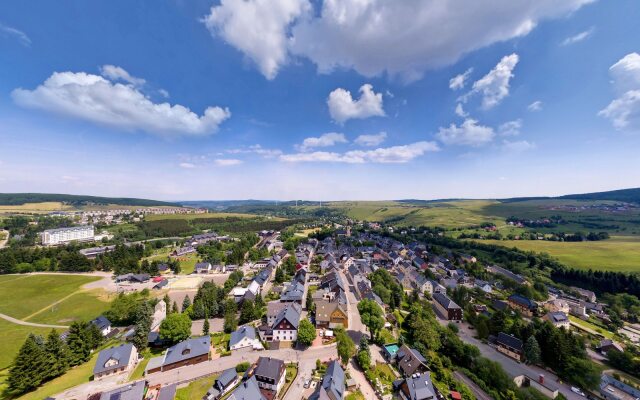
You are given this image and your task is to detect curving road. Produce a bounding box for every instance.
[0,312,69,329]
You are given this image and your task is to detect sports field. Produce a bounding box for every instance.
[479,236,640,272]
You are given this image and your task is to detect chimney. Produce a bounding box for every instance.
[539,374,544,384]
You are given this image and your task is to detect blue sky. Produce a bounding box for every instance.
[1,0,639,201]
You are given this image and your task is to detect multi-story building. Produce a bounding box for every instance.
[41,225,94,245]
[253,357,286,394]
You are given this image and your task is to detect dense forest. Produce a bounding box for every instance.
[0,193,177,206]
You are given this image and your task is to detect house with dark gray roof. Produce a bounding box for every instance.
[253,357,286,394]
[494,332,523,361]
[204,367,239,400]
[432,293,462,321]
[157,384,177,400]
[229,326,263,351]
[395,345,428,377]
[227,376,266,400]
[90,315,112,336]
[508,294,537,317]
[93,343,138,379]
[280,280,304,303]
[309,360,345,400]
[99,380,146,400]
[146,336,210,374]
[393,372,437,400]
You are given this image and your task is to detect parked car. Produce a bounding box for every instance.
[571,387,586,397]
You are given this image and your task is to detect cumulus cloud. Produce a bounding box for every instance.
[203,0,590,81]
[498,119,522,136]
[599,53,640,132]
[560,27,594,46]
[280,141,439,163]
[215,158,243,166]
[449,68,473,90]
[436,118,495,146]
[455,103,468,118]
[202,0,310,80]
[463,53,519,109]
[327,84,385,124]
[11,69,230,137]
[354,132,387,147]
[179,162,196,169]
[528,100,543,111]
[0,23,31,46]
[502,139,536,152]
[227,144,283,158]
[299,132,348,151]
[100,65,146,86]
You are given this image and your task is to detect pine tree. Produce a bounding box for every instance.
[67,322,91,366]
[45,329,71,379]
[7,334,48,394]
[172,301,179,314]
[524,335,542,365]
[133,302,152,351]
[163,294,172,313]
[203,313,210,335]
[182,295,192,312]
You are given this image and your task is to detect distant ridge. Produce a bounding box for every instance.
[0,193,179,207]
[500,187,640,204]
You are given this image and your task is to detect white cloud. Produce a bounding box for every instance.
[299,132,348,151]
[498,119,522,136]
[202,0,310,80]
[100,65,146,87]
[455,103,468,118]
[502,139,536,152]
[215,158,243,166]
[327,84,385,124]
[449,68,473,90]
[528,100,543,111]
[436,118,495,146]
[11,69,231,137]
[280,141,439,163]
[599,53,640,133]
[354,132,387,147]
[179,162,196,169]
[463,53,519,109]
[159,89,170,98]
[204,0,590,80]
[0,23,31,46]
[560,27,594,46]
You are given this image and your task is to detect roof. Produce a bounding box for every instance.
[255,357,285,381]
[229,326,257,347]
[93,343,135,375]
[497,332,523,352]
[601,374,640,399]
[273,303,301,329]
[157,384,177,400]
[228,376,266,400]
[162,336,210,366]
[315,300,347,324]
[546,311,569,323]
[397,372,436,400]
[91,315,111,330]
[99,380,146,400]
[432,293,461,310]
[309,360,345,400]
[508,294,537,310]
[396,345,427,376]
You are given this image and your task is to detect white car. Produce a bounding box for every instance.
[571,387,586,397]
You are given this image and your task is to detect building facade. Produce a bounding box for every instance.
[41,225,94,245]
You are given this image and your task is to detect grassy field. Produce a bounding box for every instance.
[0,319,55,371]
[0,202,74,214]
[25,290,112,325]
[175,374,218,400]
[0,275,101,319]
[145,212,263,221]
[478,236,640,271]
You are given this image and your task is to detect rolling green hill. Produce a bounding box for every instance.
[0,193,178,207]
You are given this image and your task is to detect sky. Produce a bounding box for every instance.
[1,0,639,201]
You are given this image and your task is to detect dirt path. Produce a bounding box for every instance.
[0,312,69,329]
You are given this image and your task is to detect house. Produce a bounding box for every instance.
[314,299,348,329]
[597,339,624,355]
[227,376,266,400]
[93,343,138,380]
[571,286,597,303]
[309,360,345,400]
[259,303,301,342]
[395,345,428,377]
[98,380,146,400]
[90,316,112,336]
[195,262,212,274]
[393,372,438,400]
[204,367,239,400]
[229,326,264,351]
[486,265,526,285]
[513,374,559,399]
[253,357,286,394]
[153,279,169,290]
[474,280,492,294]
[508,294,537,317]
[494,332,523,361]
[432,293,462,321]
[267,301,289,326]
[543,312,570,329]
[157,383,177,400]
[146,336,210,373]
[150,300,167,332]
[600,374,640,400]
[115,273,150,283]
[157,263,171,274]
[460,254,477,264]
[172,246,196,257]
[544,299,570,314]
[280,281,304,303]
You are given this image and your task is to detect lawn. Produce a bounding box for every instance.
[569,316,615,339]
[25,289,112,325]
[478,236,640,272]
[280,363,298,399]
[0,275,101,319]
[175,374,218,400]
[0,318,55,370]
[0,202,74,214]
[145,212,259,221]
[129,347,166,381]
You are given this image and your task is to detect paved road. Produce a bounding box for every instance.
[453,371,492,400]
[0,312,69,329]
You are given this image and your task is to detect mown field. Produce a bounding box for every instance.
[144,212,268,221]
[0,202,74,214]
[478,236,640,272]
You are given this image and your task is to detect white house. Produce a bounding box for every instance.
[229,326,264,351]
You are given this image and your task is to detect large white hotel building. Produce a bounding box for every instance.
[41,225,95,246]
